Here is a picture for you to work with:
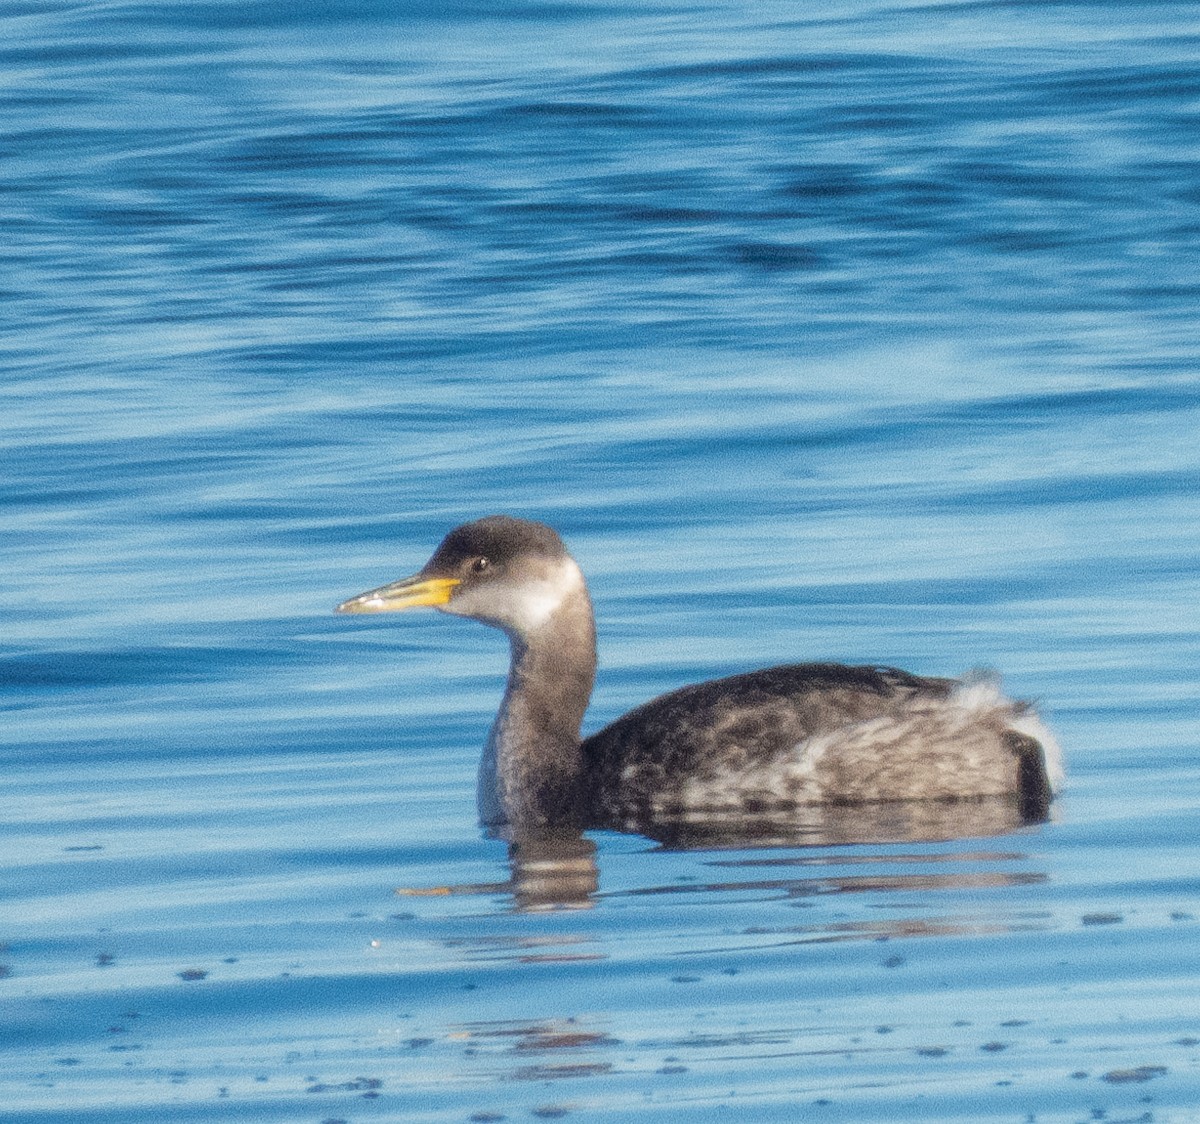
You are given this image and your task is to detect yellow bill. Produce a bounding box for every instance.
[335,574,460,614]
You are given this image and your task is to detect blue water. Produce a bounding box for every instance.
[4,1,1200,1120]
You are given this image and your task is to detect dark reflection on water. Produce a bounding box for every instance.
[507,832,601,913]
[622,794,1048,850]
[454,1019,620,1083]
[398,831,602,913]
[405,796,1050,916]
[617,866,1048,903]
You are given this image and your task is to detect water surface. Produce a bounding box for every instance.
[4,1,1200,1121]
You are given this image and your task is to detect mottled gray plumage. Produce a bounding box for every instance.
[337,516,1062,834]
[582,663,1052,824]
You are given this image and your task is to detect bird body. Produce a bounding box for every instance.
[337,516,1062,834]
[582,663,1058,823]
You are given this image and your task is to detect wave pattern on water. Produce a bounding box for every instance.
[3,1,1200,1121]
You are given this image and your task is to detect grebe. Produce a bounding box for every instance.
[336,516,1062,833]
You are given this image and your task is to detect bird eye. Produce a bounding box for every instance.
[471,557,490,574]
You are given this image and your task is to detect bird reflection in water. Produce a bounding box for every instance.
[397,795,1050,916]
[396,829,601,914]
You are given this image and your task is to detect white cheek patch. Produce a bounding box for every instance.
[444,557,585,638]
[513,573,577,632]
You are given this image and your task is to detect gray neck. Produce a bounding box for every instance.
[477,587,597,831]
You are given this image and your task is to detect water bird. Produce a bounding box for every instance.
[336,516,1062,834]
